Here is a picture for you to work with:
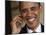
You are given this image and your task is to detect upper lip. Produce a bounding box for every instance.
[26,16,37,20]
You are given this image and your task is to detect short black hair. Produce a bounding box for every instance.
[38,2,41,6]
[19,2,40,7]
[19,2,41,11]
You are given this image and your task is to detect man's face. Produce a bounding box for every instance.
[20,2,41,28]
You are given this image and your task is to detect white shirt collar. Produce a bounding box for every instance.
[27,24,41,33]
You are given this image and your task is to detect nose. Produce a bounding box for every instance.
[27,9,34,16]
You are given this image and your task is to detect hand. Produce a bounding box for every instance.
[10,15,25,34]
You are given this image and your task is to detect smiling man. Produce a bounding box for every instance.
[10,2,44,34]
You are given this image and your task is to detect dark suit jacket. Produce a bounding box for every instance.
[19,24,44,34]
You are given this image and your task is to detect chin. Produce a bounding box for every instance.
[27,21,36,26]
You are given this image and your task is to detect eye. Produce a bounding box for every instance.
[31,7,36,11]
[21,9,28,13]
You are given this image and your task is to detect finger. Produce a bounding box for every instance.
[13,15,22,21]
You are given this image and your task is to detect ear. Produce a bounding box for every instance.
[39,5,44,24]
[39,6,42,13]
[38,6,42,17]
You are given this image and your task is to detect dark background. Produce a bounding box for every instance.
[5,1,12,35]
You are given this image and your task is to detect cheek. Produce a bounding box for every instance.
[35,11,40,16]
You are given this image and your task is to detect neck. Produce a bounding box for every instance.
[27,23,40,31]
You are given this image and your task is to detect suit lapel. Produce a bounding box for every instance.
[41,24,44,32]
[19,25,27,34]
[19,24,44,33]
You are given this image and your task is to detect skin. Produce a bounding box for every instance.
[10,2,41,33]
[20,2,41,30]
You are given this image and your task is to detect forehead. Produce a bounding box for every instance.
[20,2,39,9]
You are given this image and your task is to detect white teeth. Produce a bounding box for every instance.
[28,18,35,21]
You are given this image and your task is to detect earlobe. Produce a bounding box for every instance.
[40,6,41,9]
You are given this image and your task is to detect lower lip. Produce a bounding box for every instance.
[27,18,35,22]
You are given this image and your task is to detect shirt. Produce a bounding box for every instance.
[27,24,41,33]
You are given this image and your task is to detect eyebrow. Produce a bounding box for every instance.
[21,8,28,12]
[21,6,38,10]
